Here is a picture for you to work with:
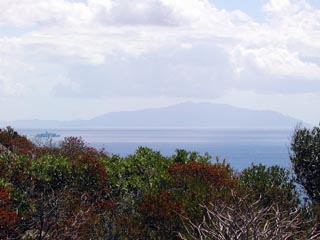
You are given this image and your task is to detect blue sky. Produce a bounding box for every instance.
[0,0,319,124]
[212,0,320,20]
[211,0,269,20]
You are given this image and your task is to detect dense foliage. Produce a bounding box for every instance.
[0,126,319,239]
[291,124,320,204]
[240,164,299,208]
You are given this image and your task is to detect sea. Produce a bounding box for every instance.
[19,128,294,171]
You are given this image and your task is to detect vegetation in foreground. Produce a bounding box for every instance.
[0,125,320,239]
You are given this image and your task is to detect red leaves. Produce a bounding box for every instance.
[60,137,110,192]
[0,187,19,239]
[60,137,107,159]
[135,162,237,237]
[0,129,115,239]
[136,191,183,238]
[0,127,36,156]
[140,191,181,219]
[168,161,234,189]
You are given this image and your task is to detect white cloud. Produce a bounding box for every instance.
[0,0,93,27]
[0,39,27,97]
[89,0,177,26]
[231,46,320,79]
[263,0,294,13]
[0,76,23,97]
[0,0,216,27]
[52,42,233,98]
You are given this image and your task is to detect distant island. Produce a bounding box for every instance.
[0,102,306,129]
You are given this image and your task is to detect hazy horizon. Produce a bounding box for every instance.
[0,0,319,124]
[0,101,302,121]
[0,102,308,129]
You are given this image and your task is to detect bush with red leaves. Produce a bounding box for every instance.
[130,162,237,239]
[168,161,234,189]
[139,191,182,233]
[0,126,36,156]
[0,186,19,239]
[164,161,236,229]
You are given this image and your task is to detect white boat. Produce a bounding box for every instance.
[35,131,60,138]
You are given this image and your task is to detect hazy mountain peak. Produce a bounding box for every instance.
[0,102,307,129]
[90,102,305,129]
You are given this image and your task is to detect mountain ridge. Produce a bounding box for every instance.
[0,102,307,129]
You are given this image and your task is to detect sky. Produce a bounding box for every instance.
[0,0,320,124]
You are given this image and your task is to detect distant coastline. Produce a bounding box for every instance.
[0,102,308,129]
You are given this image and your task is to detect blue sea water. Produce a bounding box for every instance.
[19,128,293,171]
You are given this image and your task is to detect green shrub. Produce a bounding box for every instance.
[240,164,299,208]
[290,124,320,204]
